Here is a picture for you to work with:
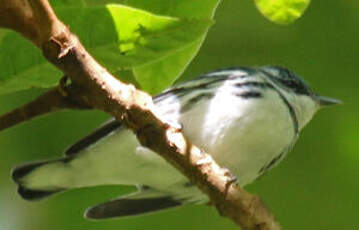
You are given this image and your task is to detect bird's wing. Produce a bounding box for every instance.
[65,119,122,156]
[84,187,185,219]
[64,89,179,157]
[63,74,212,157]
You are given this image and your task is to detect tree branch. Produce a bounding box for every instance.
[0,1,281,229]
[0,81,91,131]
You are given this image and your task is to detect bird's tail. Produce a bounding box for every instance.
[12,158,73,200]
[12,159,205,218]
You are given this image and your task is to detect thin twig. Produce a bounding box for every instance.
[0,83,90,131]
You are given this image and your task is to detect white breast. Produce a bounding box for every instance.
[178,84,296,185]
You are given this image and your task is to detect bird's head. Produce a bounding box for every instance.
[259,66,341,130]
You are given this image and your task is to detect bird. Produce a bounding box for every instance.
[11,66,340,219]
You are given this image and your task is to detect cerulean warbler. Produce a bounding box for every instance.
[12,66,340,219]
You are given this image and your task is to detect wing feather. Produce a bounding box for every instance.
[85,188,184,219]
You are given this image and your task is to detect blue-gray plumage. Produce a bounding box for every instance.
[12,66,340,219]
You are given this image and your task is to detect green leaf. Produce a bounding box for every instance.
[125,0,220,93]
[133,38,202,94]
[0,30,61,95]
[105,4,212,68]
[0,2,218,95]
[255,0,311,25]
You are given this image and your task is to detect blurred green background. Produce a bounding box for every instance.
[0,0,358,229]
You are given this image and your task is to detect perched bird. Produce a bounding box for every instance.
[12,66,340,219]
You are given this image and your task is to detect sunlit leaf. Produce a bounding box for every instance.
[123,0,220,93]
[255,0,311,25]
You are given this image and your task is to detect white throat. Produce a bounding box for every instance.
[288,94,319,130]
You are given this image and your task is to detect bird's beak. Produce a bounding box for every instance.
[316,95,342,107]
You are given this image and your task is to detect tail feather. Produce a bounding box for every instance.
[12,161,49,184]
[12,159,70,201]
[17,186,64,201]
